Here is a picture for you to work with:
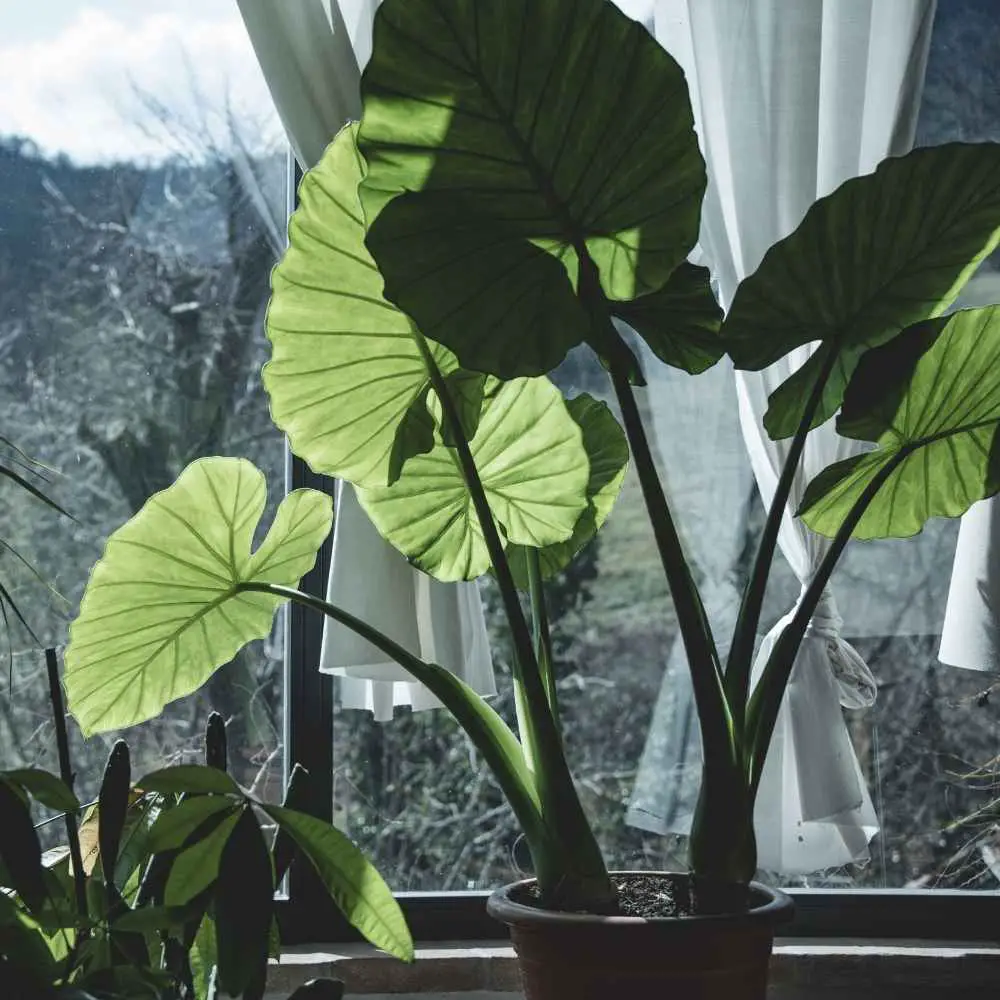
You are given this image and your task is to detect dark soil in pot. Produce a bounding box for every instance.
[487,871,792,1000]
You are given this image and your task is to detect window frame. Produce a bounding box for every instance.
[277,158,1000,948]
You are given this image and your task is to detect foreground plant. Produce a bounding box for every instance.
[0,651,408,998]
[64,0,1000,914]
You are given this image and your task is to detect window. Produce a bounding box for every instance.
[0,2,288,830]
[3,0,999,949]
[299,0,1000,942]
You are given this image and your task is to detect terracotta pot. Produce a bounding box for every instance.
[487,872,792,1000]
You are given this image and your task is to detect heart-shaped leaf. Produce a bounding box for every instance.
[357,377,590,580]
[507,394,628,585]
[358,0,705,375]
[724,143,1000,438]
[266,124,459,488]
[798,307,1000,539]
[611,262,723,375]
[65,458,332,735]
[263,805,413,963]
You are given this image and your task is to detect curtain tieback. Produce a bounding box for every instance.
[796,585,877,710]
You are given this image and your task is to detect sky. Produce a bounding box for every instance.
[0,2,278,163]
[0,0,656,165]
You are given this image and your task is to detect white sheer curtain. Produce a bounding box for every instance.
[652,0,936,872]
[236,0,495,721]
[941,500,1000,673]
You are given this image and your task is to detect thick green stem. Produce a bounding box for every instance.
[608,364,734,768]
[725,346,841,740]
[526,548,558,725]
[746,451,908,790]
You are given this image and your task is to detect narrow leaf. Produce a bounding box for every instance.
[165,810,240,906]
[263,805,413,962]
[215,807,273,998]
[146,796,238,854]
[139,765,241,798]
[3,769,79,813]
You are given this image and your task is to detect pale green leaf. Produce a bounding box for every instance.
[65,457,332,735]
[507,394,628,585]
[265,124,457,488]
[357,377,589,580]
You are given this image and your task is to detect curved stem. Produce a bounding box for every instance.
[745,450,907,791]
[725,345,841,739]
[609,363,734,766]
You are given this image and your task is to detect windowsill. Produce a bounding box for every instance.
[265,938,1000,998]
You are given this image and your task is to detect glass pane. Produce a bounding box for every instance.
[0,1,287,837]
[333,0,1000,895]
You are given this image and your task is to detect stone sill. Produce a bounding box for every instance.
[265,939,1000,998]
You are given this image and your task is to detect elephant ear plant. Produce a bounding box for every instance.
[64,0,1000,918]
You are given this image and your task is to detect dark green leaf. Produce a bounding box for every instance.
[2,768,79,813]
[146,796,238,854]
[98,741,131,889]
[724,143,1000,438]
[215,807,273,998]
[367,194,590,379]
[165,810,240,906]
[139,765,241,798]
[799,307,1000,538]
[111,903,195,933]
[263,805,413,962]
[507,394,628,585]
[0,778,46,912]
[611,262,723,374]
[359,0,704,375]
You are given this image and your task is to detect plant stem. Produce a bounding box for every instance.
[724,345,841,740]
[526,548,558,725]
[608,363,734,766]
[745,450,908,788]
[45,647,87,921]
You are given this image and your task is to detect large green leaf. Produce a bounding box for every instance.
[2,768,79,813]
[356,377,589,580]
[265,125,458,488]
[611,262,723,374]
[367,194,591,379]
[724,143,1000,438]
[65,457,332,735]
[358,0,705,375]
[262,805,413,963]
[798,307,1000,539]
[507,394,628,585]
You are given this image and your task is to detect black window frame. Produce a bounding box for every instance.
[274,160,1000,949]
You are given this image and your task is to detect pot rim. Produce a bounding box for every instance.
[486,870,794,929]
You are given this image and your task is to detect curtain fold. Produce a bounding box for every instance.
[651,0,936,873]
[236,0,495,721]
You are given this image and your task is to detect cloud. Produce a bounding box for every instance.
[0,8,279,164]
